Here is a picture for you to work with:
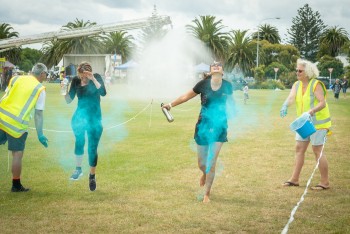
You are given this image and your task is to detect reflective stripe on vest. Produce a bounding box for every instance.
[0,118,26,135]
[0,83,42,125]
[295,79,331,129]
[0,76,44,137]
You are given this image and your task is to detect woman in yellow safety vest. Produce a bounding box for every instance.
[280,58,331,190]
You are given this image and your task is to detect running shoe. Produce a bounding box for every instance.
[11,185,30,192]
[70,169,83,180]
[89,177,96,191]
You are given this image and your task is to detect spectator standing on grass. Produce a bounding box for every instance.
[341,76,348,98]
[280,58,331,190]
[332,79,342,101]
[104,71,112,89]
[0,63,49,192]
[243,84,249,104]
[60,70,69,95]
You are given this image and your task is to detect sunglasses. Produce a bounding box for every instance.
[211,63,222,67]
[296,69,304,73]
[42,71,48,76]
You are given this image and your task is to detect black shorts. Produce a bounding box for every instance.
[194,119,228,145]
[0,130,28,151]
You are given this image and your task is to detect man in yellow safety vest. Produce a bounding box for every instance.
[0,63,49,192]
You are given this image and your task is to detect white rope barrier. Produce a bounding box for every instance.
[148,99,153,128]
[5,100,153,174]
[104,100,153,130]
[281,136,327,234]
[27,100,153,133]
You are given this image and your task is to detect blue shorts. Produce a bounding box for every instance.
[0,130,28,151]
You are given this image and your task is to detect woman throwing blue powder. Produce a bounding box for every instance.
[162,61,235,203]
[64,61,106,191]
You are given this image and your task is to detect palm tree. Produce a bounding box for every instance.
[226,30,256,75]
[252,24,281,44]
[40,19,103,67]
[59,18,103,54]
[102,31,134,62]
[341,41,350,60]
[319,26,349,57]
[0,23,21,64]
[186,15,229,61]
[0,23,18,39]
[41,40,65,69]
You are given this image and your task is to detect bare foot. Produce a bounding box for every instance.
[200,174,206,187]
[203,195,210,203]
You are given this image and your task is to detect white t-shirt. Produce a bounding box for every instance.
[243,86,249,94]
[35,90,46,110]
[62,77,69,86]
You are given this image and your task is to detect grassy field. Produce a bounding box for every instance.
[0,83,349,233]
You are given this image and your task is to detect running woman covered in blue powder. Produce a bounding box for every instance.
[64,61,106,191]
[162,61,235,203]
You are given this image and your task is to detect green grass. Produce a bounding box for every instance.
[0,83,349,233]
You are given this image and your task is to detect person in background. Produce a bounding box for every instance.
[280,58,331,190]
[162,61,235,202]
[0,63,49,192]
[64,61,106,191]
[332,79,342,101]
[341,75,348,98]
[104,71,112,89]
[243,84,249,104]
[60,70,69,95]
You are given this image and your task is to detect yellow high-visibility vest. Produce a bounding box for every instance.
[295,78,331,130]
[0,75,45,138]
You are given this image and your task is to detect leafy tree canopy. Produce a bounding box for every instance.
[287,4,326,62]
[317,55,344,78]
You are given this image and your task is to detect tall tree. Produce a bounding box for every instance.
[287,4,326,62]
[0,23,18,39]
[252,24,281,44]
[317,55,344,79]
[186,15,229,61]
[341,41,350,63]
[226,29,255,75]
[0,23,21,64]
[262,42,300,70]
[40,40,64,69]
[59,18,102,54]
[40,19,103,67]
[18,48,43,72]
[139,5,170,48]
[319,26,349,57]
[102,31,134,62]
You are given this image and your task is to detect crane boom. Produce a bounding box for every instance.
[0,15,171,51]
